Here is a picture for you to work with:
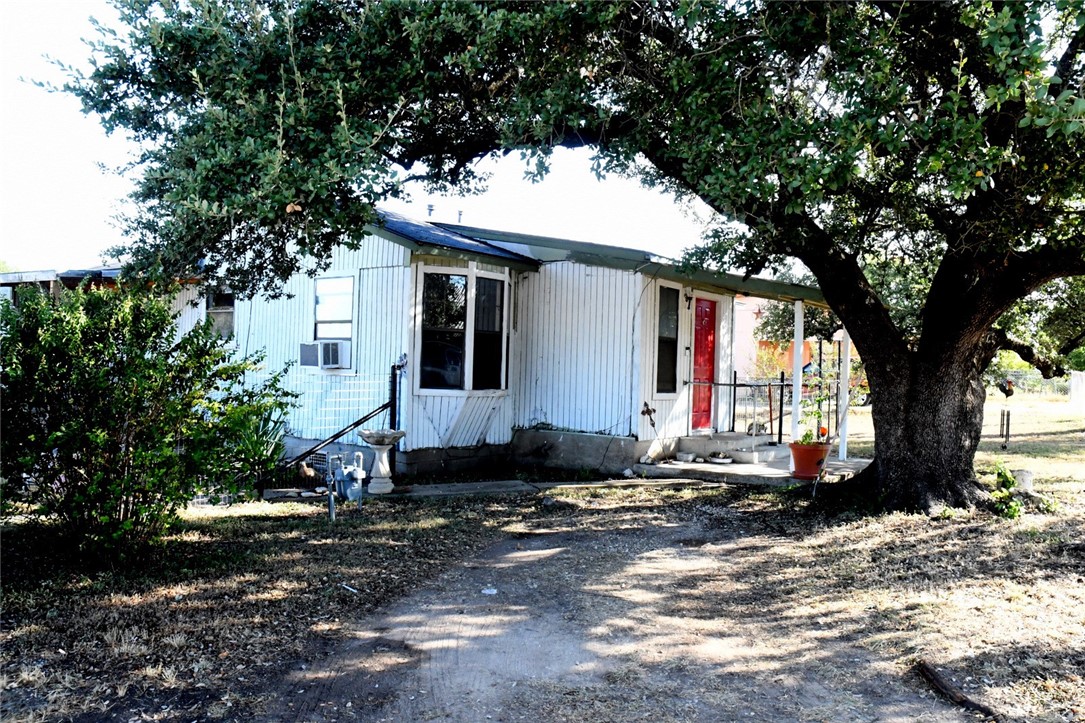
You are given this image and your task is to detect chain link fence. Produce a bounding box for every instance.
[997,369,1071,396]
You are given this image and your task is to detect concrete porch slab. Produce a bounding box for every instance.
[633,456,870,487]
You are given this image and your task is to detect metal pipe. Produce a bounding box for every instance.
[731,370,738,432]
[778,371,785,444]
[389,363,399,479]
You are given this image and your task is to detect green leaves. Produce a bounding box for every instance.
[0,284,293,556]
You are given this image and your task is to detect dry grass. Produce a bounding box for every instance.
[0,496,543,721]
[2,400,1081,721]
[846,395,1083,479]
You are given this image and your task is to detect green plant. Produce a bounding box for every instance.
[990,463,1022,520]
[0,284,294,555]
[231,409,288,484]
[796,370,833,445]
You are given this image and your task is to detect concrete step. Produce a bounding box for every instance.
[633,457,869,487]
[675,433,783,457]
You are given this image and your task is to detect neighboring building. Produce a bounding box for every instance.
[234,211,827,475]
[0,266,223,340]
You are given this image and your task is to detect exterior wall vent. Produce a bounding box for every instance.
[300,341,350,369]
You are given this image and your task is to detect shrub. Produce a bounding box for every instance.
[990,464,1022,520]
[0,284,293,554]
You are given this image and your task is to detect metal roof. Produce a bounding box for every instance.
[436,222,828,307]
[370,211,539,270]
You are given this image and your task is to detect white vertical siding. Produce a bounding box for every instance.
[235,234,738,454]
[172,286,206,339]
[511,262,642,436]
[235,236,411,441]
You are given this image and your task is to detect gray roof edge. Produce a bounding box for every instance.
[0,270,60,284]
[438,222,825,306]
[434,222,661,264]
[656,265,827,307]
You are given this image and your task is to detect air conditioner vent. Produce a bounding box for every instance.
[300,341,350,369]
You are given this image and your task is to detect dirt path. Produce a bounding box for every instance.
[267,515,967,722]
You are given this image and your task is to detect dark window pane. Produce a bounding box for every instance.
[473,278,504,390]
[420,330,465,389]
[422,274,466,330]
[421,274,468,389]
[657,287,680,393]
[657,340,678,393]
[473,331,503,390]
[475,278,503,333]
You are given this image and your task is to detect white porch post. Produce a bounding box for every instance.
[790,300,804,444]
[837,328,851,460]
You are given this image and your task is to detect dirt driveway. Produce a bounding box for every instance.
[269,506,967,722]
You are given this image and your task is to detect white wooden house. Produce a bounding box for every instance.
[232,211,829,475]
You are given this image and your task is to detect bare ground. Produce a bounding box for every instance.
[3,396,1082,722]
[264,488,1083,722]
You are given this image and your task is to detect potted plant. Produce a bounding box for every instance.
[789,371,833,480]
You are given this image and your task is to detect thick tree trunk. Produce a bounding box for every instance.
[857,354,988,512]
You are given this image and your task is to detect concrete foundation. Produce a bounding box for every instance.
[397,444,513,478]
[510,429,642,475]
[283,427,811,484]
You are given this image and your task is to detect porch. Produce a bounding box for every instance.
[636,429,869,485]
[633,453,870,487]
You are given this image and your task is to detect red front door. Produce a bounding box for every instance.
[692,298,716,430]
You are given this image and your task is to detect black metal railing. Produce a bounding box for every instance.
[686,371,842,444]
[283,361,406,468]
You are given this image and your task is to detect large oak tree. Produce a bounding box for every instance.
[71,0,1085,511]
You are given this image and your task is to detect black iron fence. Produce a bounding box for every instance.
[689,371,844,444]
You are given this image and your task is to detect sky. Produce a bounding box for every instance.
[0,0,715,274]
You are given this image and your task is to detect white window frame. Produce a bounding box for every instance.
[205,289,235,341]
[306,274,357,375]
[653,280,685,400]
[413,260,511,396]
[314,275,355,341]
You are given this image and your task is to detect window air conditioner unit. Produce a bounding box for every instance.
[299,341,350,369]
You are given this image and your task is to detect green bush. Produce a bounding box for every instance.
[990,463,1022,520]
[0,284,293,554]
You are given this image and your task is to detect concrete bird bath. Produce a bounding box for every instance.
[358,429,405,494]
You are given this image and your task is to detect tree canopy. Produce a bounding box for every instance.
[71,0,1085,511]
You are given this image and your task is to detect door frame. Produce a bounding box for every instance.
[690,291,729,434]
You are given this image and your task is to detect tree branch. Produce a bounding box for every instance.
[1052,24,1085,90]
[1057,327,1085,358]
[989,328,1066,378]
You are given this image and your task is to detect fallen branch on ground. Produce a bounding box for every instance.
[915,659,1002,721]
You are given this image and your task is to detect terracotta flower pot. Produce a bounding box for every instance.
[788,442,831,480]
